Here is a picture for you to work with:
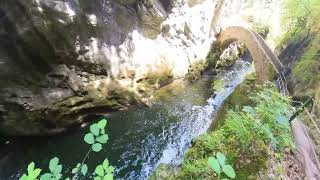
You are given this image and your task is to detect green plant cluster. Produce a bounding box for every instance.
[84,119,109,152]
[208,152,235,179]
[252,23,270,38]
[20,119,114,180]
[174,83,295,179]
[40,157,63,180]
[274,0,320,97]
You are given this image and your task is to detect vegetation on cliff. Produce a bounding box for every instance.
[280,0,320,86]
[279,0,320,161]
[173,83,299,179]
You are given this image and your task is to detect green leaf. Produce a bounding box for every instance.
[98,119,107,129]
[102,159,109,170]
[276,114,288,125]
[94,177,102,180]
[95,165,105,176]
[81,164,88,175]
[92,143,102,152]
[222,165,236,178]
[21,174,28,180]
[208,157,221,174]
[242,106,256,115]
[49,157,59,173]
[27,162,35,174]
[71,163,81,174]
[96,134,109,144]
[101,129,106,135]
[105,166,115,174]
[71,167,78,174]
[103,173,113,180]
[65,178,70,180]
[84,133,95,145]
[53,165,62,175]
[40,173,52,180]
[30,168,42,179]
[90,124,100,136]
[55,173,62,179]
[216,152,226,166]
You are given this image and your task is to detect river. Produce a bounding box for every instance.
[0,59,252,180]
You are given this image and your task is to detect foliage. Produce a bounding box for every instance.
[94,159,115,180]
[281,0,320,43]
[174,83,295,179]
[40,157,63,180]
[20,119,114,180]
[280,0,320,108]
[292,35,320,85]
[84,119,108,152]
[252,23,270,38]
[208,152,236,179]
[21,162,42,180]
[280,0,320,86]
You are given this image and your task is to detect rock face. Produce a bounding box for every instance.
[0,0,282,135]
[0,0,217,135]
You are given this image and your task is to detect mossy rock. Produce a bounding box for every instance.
[148,164,180,180]
[212,79,224,91]
[211,72,256,130]
[186,60,209,82]
[137,0,167,39]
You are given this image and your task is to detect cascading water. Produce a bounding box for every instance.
[0,59,253,180]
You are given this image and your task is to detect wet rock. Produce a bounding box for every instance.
[137,0,167,39]
[212,79,224,91]
[216,42,246,68]
[186,60,209,82]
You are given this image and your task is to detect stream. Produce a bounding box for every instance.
[0,59,252,180]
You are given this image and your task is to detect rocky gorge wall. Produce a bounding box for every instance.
[0,0,282,135]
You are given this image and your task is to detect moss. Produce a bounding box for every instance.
[148,164,180,180]
[212,79,224,91]
[186,60,210,82]
[212,73,256,129]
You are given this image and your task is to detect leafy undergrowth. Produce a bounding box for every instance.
[173,83,302,179]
